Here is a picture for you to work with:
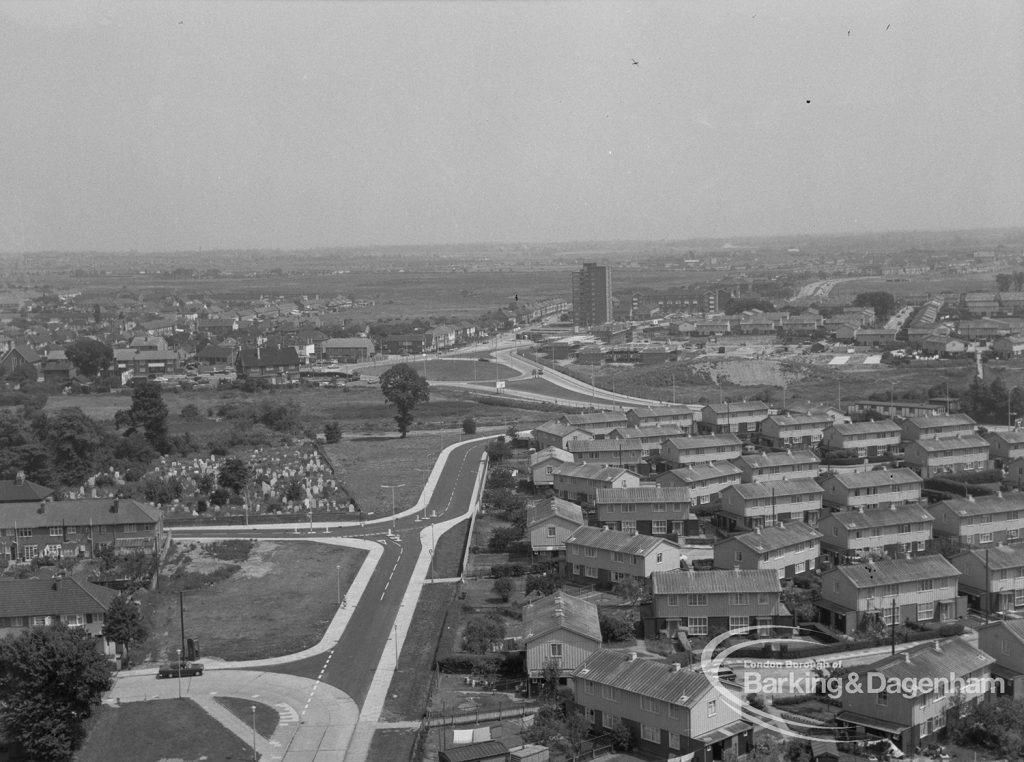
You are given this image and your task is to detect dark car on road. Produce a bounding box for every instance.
[156,661,204,679]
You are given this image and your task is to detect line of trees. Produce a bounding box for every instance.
[995,272,1024,292]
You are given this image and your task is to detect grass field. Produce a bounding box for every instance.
[366,728,418,762]
[136,540,365,662]
[427,519,470,580]
[381,582,458,722]
[503,376,606,404]
[213,696,280,739]
[420,358,518,383]
[75,699,257,762]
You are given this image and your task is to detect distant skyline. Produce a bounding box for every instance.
[1,1,1022,254]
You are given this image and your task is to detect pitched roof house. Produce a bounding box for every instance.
[925,494,1024,547]
[712,522,822,579]
[0,577,119,656]
[817,469,923,512]
[526,498,585,557]
[522,591,600,679]
[564,526,681,587]
[716,479,824,532]
[817,504,935,565]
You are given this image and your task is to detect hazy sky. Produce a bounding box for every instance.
[1,1,1022,253]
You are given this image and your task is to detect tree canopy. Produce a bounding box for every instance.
[379,363,430,437]
[0,624,113,761]
[115,380,169,453]
[102,596,148,668]
[64,338,113,378]
[218,457,251,494]
[852,291,897,323]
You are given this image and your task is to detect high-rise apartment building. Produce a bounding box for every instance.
[571,262,612,328]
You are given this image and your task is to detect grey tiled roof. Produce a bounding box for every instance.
[651,568,781,595]
[572,649,712,707]
[828,554,959,588]
[565,525,678,555]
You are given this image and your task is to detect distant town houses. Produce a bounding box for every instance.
[716,478,824,531]
[926,494,1024,547]
[817,504,936,565]
[712,521,822,579]
[949,543,1024,615]
[817,469,924,513]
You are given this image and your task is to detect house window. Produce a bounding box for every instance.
[735,551,744,563]
[876,691,888,707]
[601,685,620,702]
[602,712,617,729]
[641,695,658,714]
[17,528,32,538]
[919,579,934,592]
[584,546,597,557]
[1008,529,1019,540]
[613,572,626,582]
[622,521,636,534]
[707,700,717,717]
[656,553,664,564]
[653,521,667,535]
[614,552,626,563]
[667,595,679,607]
[22,545,37,558]
[1015,589,1024,607]
[641,724,660,743]
[669,732,681,750]
[917,602,934,621]
[729,616,749,633]
[572,564,581,575]
[687,593,708,606]
[688,617,708,636]
[584,680,594,694]
[584,566,598,579]
[49,527,63,537]
[980,533,993,544]
[31,615,54,627]
[62,614,85,627]
[550,643,563,658]
[730,593,748,605]
[547,526,557,538]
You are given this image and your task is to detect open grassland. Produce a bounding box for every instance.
[421,358,518,383]
[75,699,257,762]
[137,540,365,662]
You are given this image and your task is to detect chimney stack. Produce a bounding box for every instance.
[670,662,682,672]
[15,471,25,485]
[37,501,44,514]
[111,498,119,514]
[626,651,637,661]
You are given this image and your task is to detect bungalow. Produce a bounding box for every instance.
[0,577,119,657]
[625,405,695,431]
[698,402,770,436]
[921,335,968,357]
[0,474,53,503]
[0,497,164,564]
[817,555,962,635]
[659,434,743,470]
[571,650,752,762]
[733,450,821,483]
[565,438,646,472]
[821,421,903,459]
[817,505,936,566]
[845,400,945,419]
[852,328,899,346]
[900,413,977,442]
[552,464,641,507]
[564,525,681,586]
[594,486,692,537]
[647,568,788,639]
[976,619,1024,697]
[559,412,630,438]
[0,344,40,375]
[817,469,923,513]
[526,498,585,558]
[195,343,238,366]
[235,346,301,382]
[984,429,1024,464]
[522,591,600,680]
[533,421,594,451]
[716,479,824,531]
[835,639,994,751]
[991,334,1024,359]
[755,413,832,450]
[655,462,743,510]
[530,446,575,488]
[949,544,1024,615]
[712,522,822,579]
[902,434,990,478]
[926,494,1024,548]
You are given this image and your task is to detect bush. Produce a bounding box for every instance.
[462,416,477,435]
[463,612,506,654]
[180,404,200,421]
[494,577,514,602]
[491,563,526,578]
[525,574,559,597]
[599,610,635,642]
[487,526,522,552]
[436,651,524,676]
[324,421,342,443]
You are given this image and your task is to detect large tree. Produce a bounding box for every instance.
[102,596,148,668]
[218,457,250,495]
[64,338,113,378]
[379,363,430,437]
[40,408,108,487]
[115,380,169,453]
[852,291,897,323]
[0,624,113,761]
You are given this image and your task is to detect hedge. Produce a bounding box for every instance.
[436,651,525,676]
[726,622,964,659]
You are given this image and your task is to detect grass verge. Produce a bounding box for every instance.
[366,728,418,762]
[137,540,366,662]
[75,699,257,762]
[381,582,458,722]
[427,519,470,580]
[213,696,280,739]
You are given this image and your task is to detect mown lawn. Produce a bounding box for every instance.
[366,728,418,761]
[136,540,365,662]
[214,696,280,739]
[427,520,470,580]
[75,699,257,762]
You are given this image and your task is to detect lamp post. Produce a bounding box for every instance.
[336,564,342,606]
[394,623,400,663]
[251,705,257,762]
[382,484,404,531]
[176,648,182,699]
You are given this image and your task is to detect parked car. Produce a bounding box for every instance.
[156,661,204,679]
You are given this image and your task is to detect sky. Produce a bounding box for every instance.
[0,1,1022,253]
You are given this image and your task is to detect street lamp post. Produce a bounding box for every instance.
[251,705,257,762]
[336,564,342,606]
[382,484,405,531]
[176,648,182,699]
[394,623,400,663]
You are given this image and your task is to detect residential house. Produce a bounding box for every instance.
[0,577,119,657]
[817,469,924,513]
[625,406,695,431]
[647,568,788,638]
[530,446,575,488]
[712,523,822,579]
[949,544,1024,615]
[383,332,434,355]
[195,317,239,338]
[0,344,40,376]
[659,434,743,470]
[564,526,681,586]
[817,555,962,635]
[0,474,54,503]
[821,421,903,459]
[552,464,641,506]
[698,402,770,436]
[0,498,164,563]
[533,421,594,451]
[321,337,376,363]
[903,434,990,478]
[113,347,185,379]
[853,328,899,346]
[899,413,977,441]
[234,346,301,382]
[733,451,821,483]
[976,619,1024,697]
[195,343,238,366]
[565,439,646,472]
[984,429,1024,464]
[526,498,585,559]
[559,412,630,438]
[655,462,743,510]
[845,400,945,419]
[755,414,832,450]
[716,479,824,531]
[607,425,685,458]
[926,494,1024,548]
[594,486,692,537]
[835,639,995,751]
[817,505,936,566]
[991,334,1024,359]
[571,650,752,762]
[522,591,600,680]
